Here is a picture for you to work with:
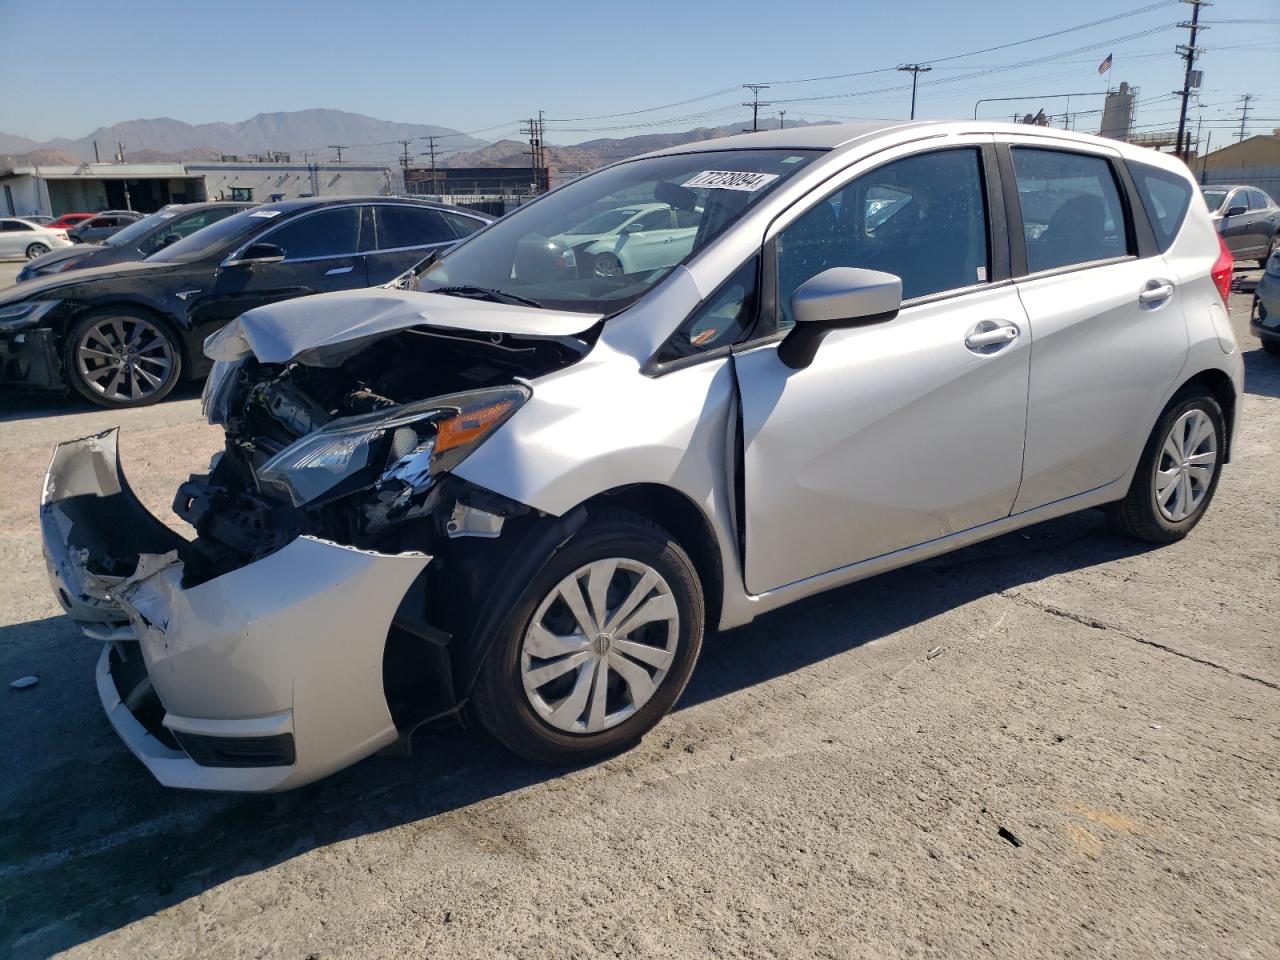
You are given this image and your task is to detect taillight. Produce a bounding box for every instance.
[1210,233,1233,305]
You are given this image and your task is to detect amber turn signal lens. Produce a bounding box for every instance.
[434,399,516,454]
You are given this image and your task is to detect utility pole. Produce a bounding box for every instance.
[1173,0,1208,161]
[115,141,126,163]
[329,144,346,163]
[1236,93,1254,142]
[1200,129,1213,181]
[742,84,771,132]
[420,135,441,196]
[778,110,787,129]
[897,64,932,120]
[92,140,100,163]
[520,112,546,195]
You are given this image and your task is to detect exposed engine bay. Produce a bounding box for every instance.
[176,322,590,585]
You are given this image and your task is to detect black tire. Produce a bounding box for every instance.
[1106,388,1225,544]
[25,242,49,259]
[470,508,704,765]
[1263,339,1280,357]
[592,252,624,279]
[1259,234,1279,269]
[63,309,183,408]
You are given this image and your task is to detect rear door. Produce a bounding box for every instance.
[1006,141,1188,513]
[0,219,31,256]
[1244,189,1279,256]
[367,204,458,283]
[733,140,1033,593]
[188,204,369,335]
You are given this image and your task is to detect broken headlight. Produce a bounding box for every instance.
[201,358,246,425]
[256,384,529,506]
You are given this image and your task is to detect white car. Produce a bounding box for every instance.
[41,121,1242,792]
[551,202,699,277]
[0,217,73,259]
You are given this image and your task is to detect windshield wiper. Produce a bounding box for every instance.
[431,285,544,309]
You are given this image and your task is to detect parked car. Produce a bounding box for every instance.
[67,210,145,244]
[39,122,1242,792]
[0,217,74,259]
[21,215,55,226]
[1201,184,1280,266]
[550,201,699,277]
[18,201,254,282]
[46,213,95,231]
[0,197,490,407]
[1252,251,1280,355]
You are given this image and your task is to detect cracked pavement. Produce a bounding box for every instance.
[0,262,1276,959]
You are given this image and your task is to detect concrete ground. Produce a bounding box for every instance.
[0,263,1276,960]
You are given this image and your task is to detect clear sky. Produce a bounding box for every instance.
[0,0,1276,155]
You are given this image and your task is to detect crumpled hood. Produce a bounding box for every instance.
[204,287,602,367]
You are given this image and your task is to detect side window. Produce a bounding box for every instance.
[776,148,990,327]
[264,207,361,260]
[1012,147,1129,273]
[654,256,758,365]
[375,205,454,249]
[1128,161,1193,253]
[1248,189,1270,211]
[441,210,486,238]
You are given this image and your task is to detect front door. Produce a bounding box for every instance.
[733,145,1031,594]
[188,205,370,337]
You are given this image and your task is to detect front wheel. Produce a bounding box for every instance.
[592,252,624,279]
[470,509,704,764]
[1106,389,1225,543]
[63,310,183,407]
[1258,233,1280,269]
[25,242,50,259]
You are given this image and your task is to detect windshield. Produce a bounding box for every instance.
[148,207,277,263]
[1201,189,1229,213]
[415,149,821,313]
[104,209,173,247]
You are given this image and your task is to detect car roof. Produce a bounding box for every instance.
[247,196,493,220]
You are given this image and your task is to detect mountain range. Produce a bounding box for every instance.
[0,109,485,166]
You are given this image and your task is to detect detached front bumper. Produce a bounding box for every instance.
[41,428,430,792]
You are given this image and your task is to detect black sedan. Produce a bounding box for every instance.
[18,201,254,282]
[67,210,145,244]
[0,197,491,407]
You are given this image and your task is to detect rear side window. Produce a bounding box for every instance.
[441,210,486,238]
[1248,189,1271,210]
[1012,148,1129,273]
[1128,162,1194,253]
[375,205,453,249]
[265,207,362,260]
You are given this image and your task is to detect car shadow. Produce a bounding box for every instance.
[0,507,1153,957]
[0,381,203,424]
[1242,344,1280,398]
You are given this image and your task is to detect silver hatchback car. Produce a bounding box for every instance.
[42,121,1243,791]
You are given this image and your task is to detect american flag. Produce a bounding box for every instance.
[1098,53,1113,75]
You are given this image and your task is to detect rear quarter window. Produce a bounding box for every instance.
[1128,162,1193,253]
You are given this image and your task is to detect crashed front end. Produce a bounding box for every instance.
[41,291,594,791]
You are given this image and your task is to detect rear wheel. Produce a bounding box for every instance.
[1106,389,1225,543]
[63,310,183,408]
[25,242,49,259]
[592,252,623,279]
[470,509,704,764]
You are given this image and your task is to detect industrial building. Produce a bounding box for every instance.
[0,159,395,218]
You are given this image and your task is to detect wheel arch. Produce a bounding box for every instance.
[66,300,193,381]
[1174,366,1238,462]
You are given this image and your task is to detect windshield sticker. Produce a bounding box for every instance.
[682,170,780,192]
[158,212,176,219]
[781,156,806,164]
[249,210,282,218]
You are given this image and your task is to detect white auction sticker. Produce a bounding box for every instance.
[249,209,283,218]
[682,170,779,192]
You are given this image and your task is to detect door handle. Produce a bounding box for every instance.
[1139,280,1175,305]
[325,265,354,276]
[964,322,1020,352]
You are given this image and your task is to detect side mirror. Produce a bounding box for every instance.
[228,242,284,266]
[1225,205,1247,218]
[778,267,902,370]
